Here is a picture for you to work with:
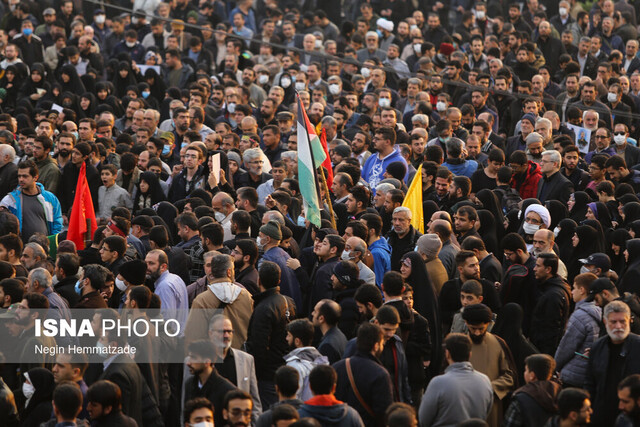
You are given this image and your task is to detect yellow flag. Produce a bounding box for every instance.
[402,164,424,233]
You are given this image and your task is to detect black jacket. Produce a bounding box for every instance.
[386,226,422,271]
[572,53,599,79]
[92,411,137,427]
[304,256,340,316]
[439,277,502,331]
[59,161,101,214]
[99,354,163,427]
[184,369,237,427]
[529,275,571,355]
[586,334,640,427]
[333,351,394,427]
[0,161,17,200]
[245,288,296,381]
[536,170,574,205]
[622,143,640,169]
[54,275,80,308]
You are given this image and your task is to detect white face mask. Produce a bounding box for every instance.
[315,39,322,49]
[131,17,139,25]
[379,98,391,108]
[115,278,127,291]
[360,67,371,78]
[214,211,226,222]
[9,4,16,11]
[95,15,106,24]
[280,77,291,88]
[559,7,568,16]
[329,84,341,95]
[614,134,627,145]
[553,226,560,237]
[126,41,136,48]
[341,250,354,261]
[410,25,418,31]
[295,82,306,91]
[227,102,236,113]
[258,74,269,85]
[608,92,618,103]
[476,10,485,19]
[580,265,594,275]
[256,236,266,250]
[523,222,540,235]
[22,382,35,400]
[191,423,214,427]
[436,101,446,112]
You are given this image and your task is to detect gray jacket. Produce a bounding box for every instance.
[554,300,602,387]
[419,361,493,427]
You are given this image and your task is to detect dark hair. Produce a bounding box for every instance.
[345,221,368,241]
[385,402,417,427]
[361,213,382,236]
[17,160,38,177]
[188,339,216,363]
[87,380,122,411]
[129,285,152,309]
[237,187,259,208]
[461,279,483,296]
[149,225,169,248]
[376,304,400,326]
[184,397,214,424]
[287,318,315,346]
[525,354,555,381]
[501,232,527,253]
[275,366,300,398]
[24,292,49,309]
[0,279,24,305]
[497,166,513,184]
[488,148,505,163]
[558,388,590,419]
[272,403,300,424]
[455,250,477,266]
[452,176,472,197]
[231,210,251,232]
[259,261,281,289]
[324,235,345,257]
[355,284,383,308]
[308,365,337,395]
[619,374,640,400]
[537,252,559,276]
[316,299,341,327]
[382,271,405,296]
[375,127,397,146]
[176,212,199,231]
[234,239,258,266]
[456,205,478,221]
[53,382,83,419]
[222,390,252,411]
[56,253,80,276]
[103,235,126,258]
[356,322,384,353]
[200,223,224,247]
[0,233,23,257]
[83,264,107,290]
[605,154,627,170]
[349,186,371,209]
[461,236,485,252]
[444,333,472,362]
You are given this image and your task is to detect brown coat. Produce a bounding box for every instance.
[426,258,448,295]
[184,283,253,349]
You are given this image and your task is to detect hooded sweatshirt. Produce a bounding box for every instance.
[369,237,391,287]
[284,347,329,401]
[298,395,364,427]
[509,380,561,427]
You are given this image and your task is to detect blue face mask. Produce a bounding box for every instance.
[142,91,150,99]
[22,28,33,37]
[162,145,171,156]
[376,29,383,38]
[297,215,306,227]
[74,279,84,295]
[72,131,79,141]
[181,142,189,149]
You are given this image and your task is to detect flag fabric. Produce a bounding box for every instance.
[319,128,334,190]
[402,164,423,233]
[67,162,97,250]
[297,96,327,228]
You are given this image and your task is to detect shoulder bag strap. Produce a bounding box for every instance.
[345,358,375,417]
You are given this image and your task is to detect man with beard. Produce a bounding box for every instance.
[222,390,254,427]
[561,146,590,191]
[236,148,272,189]
[463,303,515,427]
[284,318,329,401]
[184,339,238,427]
[586,301,640,427]
[59,142,101,214]
[617,374,640,426]
[145,249,188,332]
[419,333,493,426]
[333,322,393,427]
[230,239,259,296]
[530,253,571,355]
[208,315,262,421]
[574,82,613,129]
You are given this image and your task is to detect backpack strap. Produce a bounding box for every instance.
[345,358,375,417]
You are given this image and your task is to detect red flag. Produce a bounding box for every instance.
[320,128,333,190]
[67,163,97,250]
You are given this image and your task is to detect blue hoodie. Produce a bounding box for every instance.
[298,396,364,427]
[442,158,479,178]
[361,147,408,192]
[369,237,391,287]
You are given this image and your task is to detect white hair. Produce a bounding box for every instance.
[366,31,379,39]
[376,182,395,195]
[542,149,562,167]
[30,267,52,289]
[393,206,412,219]
[536,117,552,129]
[243,147,264,163]
[412,114,429,126]
[0,144,16,162]
[281,151,297,161]
[583,109,600,122]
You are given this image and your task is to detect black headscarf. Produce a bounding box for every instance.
[609,228,631,275]
[59,64,86,94]
[582,219,607,253]
[622,202,640,227]
[79,92,98,119]
[423,200,439,229]
[545,200,568,231]
[155,201,180,244]
[476,189,505,242]
[587,201,612,230]
[144,67,168,106]
[493,303,538,385]
[400,251,442,378]
[477,209,500,255]
[113,61,138,98]
[556,218,578,263]
[569,191,590,223]
[21,367,55,424]
[567,225,601,282]
[133,171,167,215]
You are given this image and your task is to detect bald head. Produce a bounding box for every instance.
[430,219,452,239]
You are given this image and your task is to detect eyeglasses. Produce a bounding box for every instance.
[614,132,626,136]
[595,135,609,139]
[524,217,542,225]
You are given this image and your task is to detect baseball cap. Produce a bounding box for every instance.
[579,253,611,271]
[0,303,20,320]
[587,278,616,301]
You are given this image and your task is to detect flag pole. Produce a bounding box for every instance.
[296,91,333,228]
[317,165,336,229]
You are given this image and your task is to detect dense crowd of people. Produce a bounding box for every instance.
[4,0,640,426]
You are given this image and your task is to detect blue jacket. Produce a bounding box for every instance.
[361,148,408,191]
[0,182,63,236]
[369,238,391,287]
[442,159,479,178]
[259,246,302,310]
[554,300,601,387]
